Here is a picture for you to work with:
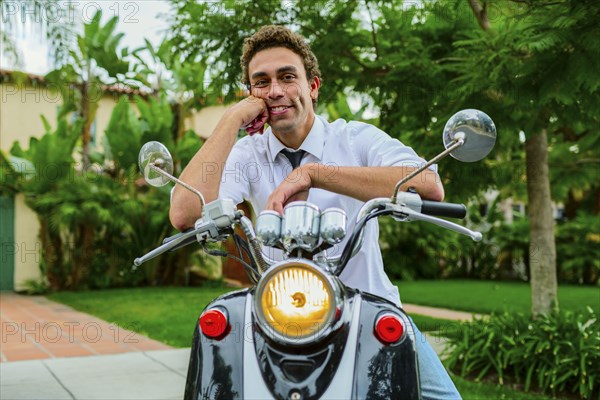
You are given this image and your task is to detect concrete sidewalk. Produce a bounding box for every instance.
[1,293,184,399]
[0,338,449,400]
[403,303,480,321]
[0,293,171,362]
[0,348,190,400]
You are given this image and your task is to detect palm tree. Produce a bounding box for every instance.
[43,10,131,167]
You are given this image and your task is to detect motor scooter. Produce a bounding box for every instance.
[134,109,496,400]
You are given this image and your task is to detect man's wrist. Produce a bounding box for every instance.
[220,109,245,130]
[302,162,319,189]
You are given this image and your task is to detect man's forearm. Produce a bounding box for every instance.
[307,164,444,202]
[169,117,240,230]
[170,95,268,230]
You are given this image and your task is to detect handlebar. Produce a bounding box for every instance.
[421,201,466,219]
[163,229,198,251]
[134,227,201,266]
[135,195,480,275]
[333,194,477,272]
[134,199,241,267]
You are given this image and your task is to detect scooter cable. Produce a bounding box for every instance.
[337,207,393,274]
[233,233,261,282]
[200,242,259,282]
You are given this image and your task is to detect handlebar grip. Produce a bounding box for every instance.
[421,201,467,219]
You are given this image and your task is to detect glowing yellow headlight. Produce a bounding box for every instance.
[256,263,336,341]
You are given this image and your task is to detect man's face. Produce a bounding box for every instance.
[248,47,320,139]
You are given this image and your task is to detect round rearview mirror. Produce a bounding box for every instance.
[138,141,174,187]
[443,109,496,162]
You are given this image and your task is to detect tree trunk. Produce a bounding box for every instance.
[38,215,65,290]
[525,128,558,316]
[80,80,92,168]
[468,0,492,31]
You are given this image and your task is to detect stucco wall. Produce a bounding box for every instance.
[12,194,41,291]
[1,80,227,290]
[185,105,229,139]
[1,83,61,150]
[1,82,124,290]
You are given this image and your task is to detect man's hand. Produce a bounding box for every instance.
[266,164,314,214]
[227,95,269,135]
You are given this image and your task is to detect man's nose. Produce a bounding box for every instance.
[268,82,285,99]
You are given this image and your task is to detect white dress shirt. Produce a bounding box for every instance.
[219,115,434,306]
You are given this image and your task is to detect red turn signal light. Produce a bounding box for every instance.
[199,308,229,339]
[374,313,404,344]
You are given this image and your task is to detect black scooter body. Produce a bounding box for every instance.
[184,287,420,400]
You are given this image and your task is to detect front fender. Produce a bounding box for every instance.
[184,289,248,400]
[184,288,420,400]
[351,292,420,399]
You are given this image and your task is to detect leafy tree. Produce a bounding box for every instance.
[556,212,600,284]
[166,0,498,195]
[133,38,213,139]
[45,10,131,167]
[457,0,600,315]
[166,0,599,314]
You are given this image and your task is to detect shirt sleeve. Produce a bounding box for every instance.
[218,139,252,205]
[348,122,437,172]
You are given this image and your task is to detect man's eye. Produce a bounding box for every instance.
[282,74,295,81]
[253,81,268,88]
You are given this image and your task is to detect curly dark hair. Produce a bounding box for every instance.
[241,25,321,88]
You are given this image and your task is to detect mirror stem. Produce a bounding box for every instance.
[392,133,465,203]
[149,163,206,210]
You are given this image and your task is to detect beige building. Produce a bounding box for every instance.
[0,69,227,291]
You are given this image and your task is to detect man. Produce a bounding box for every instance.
[170,25,460,399]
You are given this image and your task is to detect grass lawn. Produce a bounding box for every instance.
[395,279,599,315]
[409,313,462,333]
[452,374,559,400]
[49,286,233,348]
[48,280,598,348]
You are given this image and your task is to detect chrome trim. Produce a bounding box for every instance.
[319,207,347,245]
[281,201,321,253]
[256,210,282,247]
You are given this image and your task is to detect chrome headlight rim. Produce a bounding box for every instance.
[253,259,343,346]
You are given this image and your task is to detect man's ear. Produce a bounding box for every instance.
[310,76,320,101]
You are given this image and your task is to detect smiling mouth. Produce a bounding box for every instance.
[269,105,292,115]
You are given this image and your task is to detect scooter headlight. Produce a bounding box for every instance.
[255,261,338,344]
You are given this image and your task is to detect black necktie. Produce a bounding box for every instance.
[280,149,306,169]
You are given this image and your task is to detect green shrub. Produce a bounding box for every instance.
[379,197,529,281]
[381,195,600,285]
[20,278,50,295]
[556,212,600,285]
[444,308,600,399]
[379,215,452,280]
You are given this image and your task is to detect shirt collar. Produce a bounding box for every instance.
[267,115,325,162]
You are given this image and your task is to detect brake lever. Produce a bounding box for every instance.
[134,227,202,266]
[387,204,482,241]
